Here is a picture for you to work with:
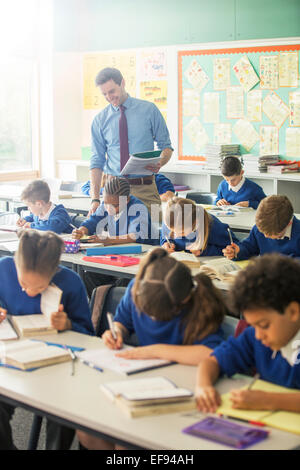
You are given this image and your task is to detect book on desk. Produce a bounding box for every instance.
[100,376,196,418]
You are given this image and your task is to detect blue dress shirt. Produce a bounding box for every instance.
[90,95,172,178]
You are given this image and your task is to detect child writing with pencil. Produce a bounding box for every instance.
[0,230,94,450]
[223,195,300,260]
[215,156,266,209]
[17,179,73,234]
[195,253,300,414]
[161,196,238,256]
[76,247,228,450]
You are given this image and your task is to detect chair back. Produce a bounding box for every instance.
[186,192,217,204]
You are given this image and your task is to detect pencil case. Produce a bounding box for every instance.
[85,245,143,256]
[82,255,140,267]
[63,239,80,253]
[182,416,269,449]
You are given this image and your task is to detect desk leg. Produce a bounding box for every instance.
[27,415,43,450]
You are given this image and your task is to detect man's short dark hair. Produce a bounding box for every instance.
[95,68,123,87]
[229,253,300,316]
[221,156,242,177]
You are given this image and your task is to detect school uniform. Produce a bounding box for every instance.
[160,214,239,256]
[235,216,300,260]
[212,326,300,389]
[215,177,266,209]
[24,203,73,234]
[155,174,175,195]
[0,256,94,450]
[81,194,160,245]
[114,279,224,348]
[0,257,94,335]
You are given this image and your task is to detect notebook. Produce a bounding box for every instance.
[85,245,143,256]
[120,150,161,176]
[82,255,140,267]
[100,376,195,418]
[0,339,71,370]
[216,379,300,435]
[0,318,18,341]
[76,346,172,375]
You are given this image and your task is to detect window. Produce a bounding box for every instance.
[0,0,40,178]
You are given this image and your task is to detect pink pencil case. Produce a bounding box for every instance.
[64,239,80,253]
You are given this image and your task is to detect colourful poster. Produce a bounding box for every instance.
[203,92,219,123]
[247,90,262,121]
[184,59,209,91]
[213,58,231,90]
[226,86,244,119]
[260,55,279,89]
[183,89,201,116]
[83,52,136,110]
[263,91,290,128]
[279,52,298,87]
[140,81,167,110]
[289,91,300,127]
[233,55,260,92]
[140,51,167,80]
[233,119,259,151]
[260,126,279,155]
[286,128,300,157]
[185,117,209,152]
[214,124,231,144]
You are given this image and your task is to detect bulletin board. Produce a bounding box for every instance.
[178,43,300,162]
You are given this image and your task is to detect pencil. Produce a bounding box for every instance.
[247,373,260,390]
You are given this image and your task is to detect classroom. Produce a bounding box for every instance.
[0,0,300,454]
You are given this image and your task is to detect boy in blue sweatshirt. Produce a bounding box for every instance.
[17,179,73,234]
[195,253,300,414]
[215,156,266,209]
[223,195,300,260]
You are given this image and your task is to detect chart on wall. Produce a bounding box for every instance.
[178,44,300,162]
[81,49,168,160]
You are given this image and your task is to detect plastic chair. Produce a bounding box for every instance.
[222,315,239,339]
[70,214,87,228]
[90,285,139,346]
[185,192,217,204]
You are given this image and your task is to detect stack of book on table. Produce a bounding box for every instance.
[100,376,196,418]
[267,161,299,174]
[203,144,241,172]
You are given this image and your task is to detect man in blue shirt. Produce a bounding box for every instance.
[89,67,173,218]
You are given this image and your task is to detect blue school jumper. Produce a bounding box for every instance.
[235,216,300,260]
[215,178,266,209]
[212,326,300,389]
[0,257,94,335]
[114,279,224,347]
[81,195,159,245]
[24,204,73,234]
[160,214,238,256]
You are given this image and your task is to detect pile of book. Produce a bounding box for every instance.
[203,144,241,172]
[243,154,260,173]
[100,376,196,418]
[258,155,280,172]
[267,161,299,174]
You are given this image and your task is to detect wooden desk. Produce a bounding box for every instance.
[0,331,299,450]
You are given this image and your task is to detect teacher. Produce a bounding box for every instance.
[89,67,173,216]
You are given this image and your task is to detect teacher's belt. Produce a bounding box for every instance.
[125,176,153,185]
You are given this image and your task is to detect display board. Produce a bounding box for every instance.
[178,44,300,161]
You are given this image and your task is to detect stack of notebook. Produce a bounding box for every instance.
[203,144,241,172]
[258,155,280,172]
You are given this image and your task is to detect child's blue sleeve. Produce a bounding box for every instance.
[212,328,255,377]
[30,208,72,234]
[81,203,106,234]
[113,282,135,334]
[160,223,170,246]
[196,328,225,349]
[236,227,260,260]
[248,187,266,209]
[24,214,34,223]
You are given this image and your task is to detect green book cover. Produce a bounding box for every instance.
[131,150,161,159]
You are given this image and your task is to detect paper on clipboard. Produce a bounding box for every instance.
[120,151,161,175]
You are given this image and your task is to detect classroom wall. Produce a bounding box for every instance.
[51,0,300,171]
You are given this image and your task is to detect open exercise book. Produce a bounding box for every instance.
[217,378,300,435]
[9,284,62,337]
[199,258,249,281]
[0,339,71,370]
[0,229,19,252]
[76,346,171,376]
[120,150,161,176]
[170,251,201,269]
[100,376,196,418]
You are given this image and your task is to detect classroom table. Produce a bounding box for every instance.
[0,330,299,450]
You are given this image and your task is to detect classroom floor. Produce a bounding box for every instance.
[11,408,79,450]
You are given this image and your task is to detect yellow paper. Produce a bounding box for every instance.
[140,80,167,110]
[83,52,136,110]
